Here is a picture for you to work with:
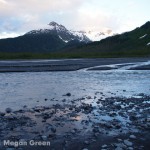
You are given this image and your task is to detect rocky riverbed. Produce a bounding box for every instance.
[0,58,150,150]
[0,93,149,150]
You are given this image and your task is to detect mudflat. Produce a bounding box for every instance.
[0,57,150,72]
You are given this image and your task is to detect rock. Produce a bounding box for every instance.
[81,103,93,113]
[109,111,117,117]
[5,108,12,113]
[87,96,92,99]
[138,93,144,97]
[129,115,137,121]
[128,147,133,150]
[41,135,47,141]
[129,135,136,139]
[114,143,126,149]
[51,127,56,133]
[124,140,133,146]
[64,93,71,96]
[93,127,99,133]
[18,148,23,150]
[48,134,56,138]
[5,115,15,120]
[82,149,88,150]
[115,147,123,150]
[94,133,99,137]
[0,112,5,116]
[62,99,66,102]
[6,148,15,150]
[84,141,89,145]
[69,107,73,110]
[69,112,78,117]
[71,129,76,134]
[100,122,112,129]
[146,117,150,122]
[96,101,100,104]
[43,114,50,120]
[102,144,107,148]
[34,108,41,112]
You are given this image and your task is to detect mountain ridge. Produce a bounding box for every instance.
[0,21,150,57]
[0,21,91,53]
[61,21,150,55]
[25,21,91,43]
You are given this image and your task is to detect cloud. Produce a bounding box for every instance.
[70,6,121,33]
[0,0,149,39]
[0,0,7,4]
[2,0,84,14]
[0,32,20,39]
[0,0,87,38]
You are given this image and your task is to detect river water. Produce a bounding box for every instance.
[0,68,150,111]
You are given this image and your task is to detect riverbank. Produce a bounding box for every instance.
[0,93,150,150]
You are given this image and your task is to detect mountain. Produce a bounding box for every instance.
[62,21,150,56]
[0,22,91,53]
[25,22,91,43]
[0,21,150,57]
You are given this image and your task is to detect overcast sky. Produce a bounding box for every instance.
[0,0,150,39]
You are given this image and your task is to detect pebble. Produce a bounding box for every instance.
[5,108,12,113]
[124,140,133,146]
[87,96,92,99]
[0,112,5,116]
[51,127,56,133]
[65,93,71,96]
[62,99,66,102]
[41,135,47,141]
[128,147,133,150]
[115,147,123,150]
[129,135,136,139]
[71,129,76,134]
[84,141,89,145]
[102,144,107,148]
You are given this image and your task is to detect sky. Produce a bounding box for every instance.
[0,0,150,39]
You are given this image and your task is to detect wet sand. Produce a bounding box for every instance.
[0,58,150,72]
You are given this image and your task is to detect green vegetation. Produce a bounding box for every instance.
[0,49,150,60]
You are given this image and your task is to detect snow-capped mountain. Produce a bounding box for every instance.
[0,21,149,54]
[25,21,115,42]
[26,21,91,43]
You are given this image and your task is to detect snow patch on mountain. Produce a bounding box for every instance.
[147,42,150,46]
[70,30,88,42]
[139,34,147,39]
[58,35,68,43]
